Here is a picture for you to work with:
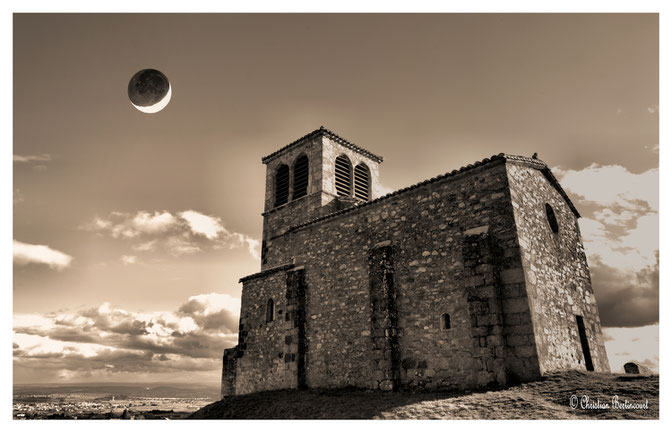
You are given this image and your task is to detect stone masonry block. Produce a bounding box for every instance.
[503,297,529,314]
[500,268,526,284]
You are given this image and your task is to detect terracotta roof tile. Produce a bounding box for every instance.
[239,263,295,283]
[261,126,383,164]
[285,153,579,234]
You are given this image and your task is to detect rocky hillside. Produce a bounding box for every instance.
[191,371,658,420]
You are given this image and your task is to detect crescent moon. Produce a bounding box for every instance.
[131,84,172,114]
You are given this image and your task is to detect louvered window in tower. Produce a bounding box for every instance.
[292,154,309,199]
[274,164,290,207]
[335,155,352,197]
[354,163,370,201]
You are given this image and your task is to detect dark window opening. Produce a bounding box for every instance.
[354,163,371,201]
[576,315,594,371]
[335,155,352,197]
[266,299,275,323]
[441,313,451,329]
[292,154,309,200]
[274,164,290,207]
[545,203,559,234]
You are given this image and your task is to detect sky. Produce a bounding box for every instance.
[13,13,658,384]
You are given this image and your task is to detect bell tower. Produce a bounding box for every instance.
[259,127,383,268]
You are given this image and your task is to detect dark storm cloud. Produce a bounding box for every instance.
[555,163,658,328]
[19,316,235,359]
[197,310,239,331]
[13,293,241,380]
[178,296,239,332]
[591,257,659,328]
[15,349,221,376]
[110,319,150,336]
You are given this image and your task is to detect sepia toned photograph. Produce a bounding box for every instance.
[11,11,659,421]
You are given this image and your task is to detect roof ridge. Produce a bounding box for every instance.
[286,154,507,234]
[261,127,384,164]
[283,153,578,235]
[239,263,295,283]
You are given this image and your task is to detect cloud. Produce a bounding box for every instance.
[13,240,73,270]
[589,255,658,327]
[131,211,176,235]
[120,255,137,265]
[132,240,157,252]
[83,209,260,259]
[14,153,52,163]
[244,238,261,260]
[178,293,241,331]
[14,188,24,205]
[603,325,658,373]
[645,144,659,153]
[90,211,177,239]
[14,292,241,383]
[165,234,201,256]
[555,164,658,328]
[579,212,658,272]
[556,165,657,212]
[180,210,224,239]
[553,164,659,327]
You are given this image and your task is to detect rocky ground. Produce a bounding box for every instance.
[191,370,658,420]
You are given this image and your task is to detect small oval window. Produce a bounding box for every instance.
[545,203,559,234]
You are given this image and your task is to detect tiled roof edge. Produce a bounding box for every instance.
[239,263,295,283]
[261,126,384,164]
[287,154,506,233]
[500,154,580,218]
[285,153,580,234]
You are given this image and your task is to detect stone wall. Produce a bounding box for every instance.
[220,347,238,398]
[226,154,608,397]
[262,137,325,244]
[254,159,540,392]
[233,266,301,394]
[368,242,401,391]
[262,135,382,266]
[320,136,382,201]
[505,160,610,373]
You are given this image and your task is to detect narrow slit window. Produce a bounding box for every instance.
[335,155,352,197]
[441,313,451,329]
[274,164,290,207]
[354,163,371,201]
[545,203,559,233]
[575,315,594,371]
[266,299,275,323]
[292,154,309,199]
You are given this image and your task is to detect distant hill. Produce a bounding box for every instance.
[14,382,220,400]
[191,371,658,420]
